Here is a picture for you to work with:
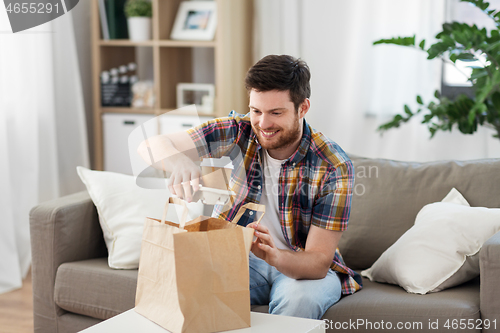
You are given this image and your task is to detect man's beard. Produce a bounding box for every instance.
[252,116,302,151]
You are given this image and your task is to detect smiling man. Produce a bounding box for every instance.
[138,55,362,320]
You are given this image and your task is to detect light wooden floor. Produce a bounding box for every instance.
[0,271,34,333]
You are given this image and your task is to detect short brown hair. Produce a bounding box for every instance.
[244,55,311,111]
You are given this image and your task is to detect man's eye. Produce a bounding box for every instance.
[272,112,281,116]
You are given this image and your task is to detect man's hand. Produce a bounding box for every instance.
[137,132,203,202]
[167,154,202,202]
[247,223,343,280]
[247,222,282,267]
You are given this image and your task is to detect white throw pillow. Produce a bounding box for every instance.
[361,188,500,294]
[77,167,204,269]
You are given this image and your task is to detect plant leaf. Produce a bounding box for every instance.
[404,105,413,115]
[455,53,476,61]
[469,103,487,125]
[373,36,416,46]
[427,42,451,59]
[491,91,500,111]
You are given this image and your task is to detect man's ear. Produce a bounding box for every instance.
[299,98,310,118]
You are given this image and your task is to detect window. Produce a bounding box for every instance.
[442,0,500,98]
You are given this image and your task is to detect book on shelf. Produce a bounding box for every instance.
[98,0,129,40]
[106,0,129,39]
[98,0,109,40]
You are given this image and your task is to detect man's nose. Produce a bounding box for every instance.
[259,114,273,129]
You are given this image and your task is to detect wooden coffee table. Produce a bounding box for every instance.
[79,309,325,333]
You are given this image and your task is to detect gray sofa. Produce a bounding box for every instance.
[30,156,500,332]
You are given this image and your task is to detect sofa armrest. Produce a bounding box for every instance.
[30,191,107,333]
[480,230,500,333]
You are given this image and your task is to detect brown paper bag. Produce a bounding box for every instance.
[135,197,265,333]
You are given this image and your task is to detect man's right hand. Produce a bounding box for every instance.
[167,154,202,202]
[137,132,203,202]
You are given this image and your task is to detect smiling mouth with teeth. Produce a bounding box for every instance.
[261,130,278,137]
[260,129,279,138]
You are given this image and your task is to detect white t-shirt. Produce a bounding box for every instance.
[259,149,290,250]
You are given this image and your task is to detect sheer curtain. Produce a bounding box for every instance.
[0,7,89,294]
[253,0,500,161]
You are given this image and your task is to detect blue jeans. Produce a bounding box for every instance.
[249,252,342,320]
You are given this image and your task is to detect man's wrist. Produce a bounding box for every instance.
[273,249,286,272]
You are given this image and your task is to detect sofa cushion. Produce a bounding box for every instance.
[57,313,102,333]
[323,277,480,332]
[77,167,204,269]
[54,258,137,320]
[361,188,500,294]
[340,157,500,270]
[252,277,480,332]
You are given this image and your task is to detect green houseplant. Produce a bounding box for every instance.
[124,0,152,41]
[125,0,152,18]
[374,0,500,139]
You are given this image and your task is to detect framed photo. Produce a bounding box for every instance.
[176,83,215,114]
[170,1,217,41]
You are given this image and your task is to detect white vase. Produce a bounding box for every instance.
[127,17,151,41]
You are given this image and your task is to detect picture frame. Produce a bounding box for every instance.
[176,83,215,114]
[170,1,217,41]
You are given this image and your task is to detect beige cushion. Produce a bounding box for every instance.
[57,313,102,333]
[77,167,204,269]
[361,188,500,294]
[339,157,500,270]
[252,277,481,326]
[54,258,137,320]
[324,276,480,327]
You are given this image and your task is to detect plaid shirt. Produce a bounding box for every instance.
[187,111,362,295]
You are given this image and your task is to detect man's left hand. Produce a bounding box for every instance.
[247,222,281,267]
